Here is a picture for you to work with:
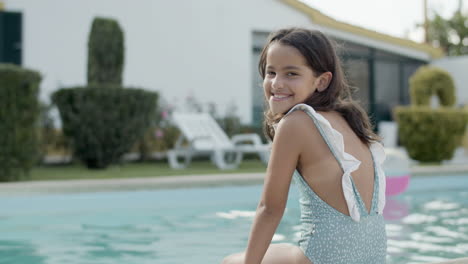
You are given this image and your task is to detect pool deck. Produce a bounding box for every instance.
[3,147,467,193]
[0,172,266,195]
[2,146,468,194]
[1,161,468,195]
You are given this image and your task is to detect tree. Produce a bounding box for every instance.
[427,10,468,56]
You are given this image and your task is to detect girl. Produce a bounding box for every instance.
[222,28,387,264]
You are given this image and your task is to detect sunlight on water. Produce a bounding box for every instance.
[402,213,438,224]
[215,210,255,219]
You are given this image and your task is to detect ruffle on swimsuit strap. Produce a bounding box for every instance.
[283,104,386,222]
[370,141,386,215]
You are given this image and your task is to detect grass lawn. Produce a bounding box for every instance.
[28,159,266,181]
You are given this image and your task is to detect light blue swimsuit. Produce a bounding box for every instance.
[285,104,387,264]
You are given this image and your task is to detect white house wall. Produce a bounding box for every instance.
[431,55,468,106]
[4,0,312,124]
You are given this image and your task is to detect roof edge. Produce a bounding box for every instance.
[281,0,444,59]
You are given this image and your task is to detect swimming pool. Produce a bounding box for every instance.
[0,174,467,264]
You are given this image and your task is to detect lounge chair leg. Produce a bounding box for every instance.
[259,152,270,164]
[168,149,192,169]
[212,149,242,170]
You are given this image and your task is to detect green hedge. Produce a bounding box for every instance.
[52,85,157,169]
[0,64,41,181]
[132,125,180,161]
[463,105,468,150]
[409,66,456,107]
[395,107,468,163]
[87,17,124,85]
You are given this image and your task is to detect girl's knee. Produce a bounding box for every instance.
[221,252,243,264]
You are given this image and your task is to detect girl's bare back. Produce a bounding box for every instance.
[297,110,376,216]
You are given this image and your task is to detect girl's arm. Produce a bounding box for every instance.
[243,112,306,264]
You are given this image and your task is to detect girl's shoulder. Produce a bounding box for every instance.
[277,107,313,132]
[280,103,342,130]
[275,107,323,145]
[277,104,351,149]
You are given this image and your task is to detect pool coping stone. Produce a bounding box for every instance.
[1,163,468,195]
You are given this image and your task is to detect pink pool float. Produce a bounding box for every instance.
[383,148,411,196]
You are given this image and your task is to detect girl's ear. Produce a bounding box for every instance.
[317,72,333,92]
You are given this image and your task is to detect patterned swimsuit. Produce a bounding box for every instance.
[285,104,387,264]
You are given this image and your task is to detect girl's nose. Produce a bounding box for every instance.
[271,76,284,89]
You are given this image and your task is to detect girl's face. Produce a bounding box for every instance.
[263,43,321,115]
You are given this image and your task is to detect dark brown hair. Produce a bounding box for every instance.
[259,27,379,145]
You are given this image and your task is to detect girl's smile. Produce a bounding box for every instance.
[271,93,293,101]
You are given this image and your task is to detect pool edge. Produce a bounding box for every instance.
[1,163,468,195]
[0,173,265,195]
[427,257,468,264]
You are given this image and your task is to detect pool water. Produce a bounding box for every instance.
[1,175,468,264]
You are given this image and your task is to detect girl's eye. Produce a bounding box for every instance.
[266,71,276,76]
[287,72,298,76]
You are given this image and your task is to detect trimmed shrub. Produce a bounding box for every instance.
[462,104,468,151]
[52,85,157,169]
[409,66,456,107]
[87,17,124,85]
[0,64,41,181]
[395,107,468,163]
[395,65,466,163]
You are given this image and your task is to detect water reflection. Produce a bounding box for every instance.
[384,198,409,221]
[0,240,46,264]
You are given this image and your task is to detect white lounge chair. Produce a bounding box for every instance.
[167,112,270,170]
